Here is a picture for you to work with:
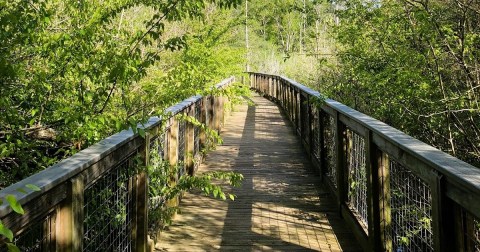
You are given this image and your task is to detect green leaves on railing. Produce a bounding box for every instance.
[0,184,40,251]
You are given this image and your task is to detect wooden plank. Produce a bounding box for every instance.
[335,112,347,211]
[1,183,67,234]
[56,175,84,251]
[365,130,378,252]
[156,93,361,251]
[249,73,480,219]
[186,105,195,175]
[341,205,369,251]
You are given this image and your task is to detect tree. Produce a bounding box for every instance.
[0,0,244,188]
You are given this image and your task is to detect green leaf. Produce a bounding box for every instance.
[26,184,41,192]
[229,194,235,201]
[16,188,27,194]
[5,195,24,215]
[0,222,13,242]
[138,128,146,138]
[6,243,20,252]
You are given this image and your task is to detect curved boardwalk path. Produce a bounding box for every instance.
[156,94,361,251]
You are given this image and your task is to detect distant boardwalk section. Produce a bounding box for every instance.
[157,94,361,251]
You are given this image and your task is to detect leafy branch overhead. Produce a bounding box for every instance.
[0,0,245,188]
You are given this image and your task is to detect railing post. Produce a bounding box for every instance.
[208,96,215,132]
[214,95,223,133]
[319,110,327,179]
[56,175,84,251]
[431,171,455,252]
[134,135,149,252]
[335,112,347,210]
[186,105,195,175]
[167,117,179,206]
[366,131,382,251]
[199,99,206,156]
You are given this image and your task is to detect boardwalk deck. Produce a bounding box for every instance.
[156,94,361,251]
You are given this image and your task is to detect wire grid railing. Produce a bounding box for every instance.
[323,114,337,188]
[312,108,321,160]
[148,133,167,211]
[461,208,480,251]
[177,118,186,178]
[387,159,433,251]
[346,129,368,230]
[300,96,309,144]
[83,153,137,252]
[11,213,55,252]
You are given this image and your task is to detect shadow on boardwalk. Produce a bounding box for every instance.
[156,94,361,251]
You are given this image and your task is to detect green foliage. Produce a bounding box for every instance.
[0,184,40,251]
[0,0,246,188]
[147,118,243,235]
[326,0,480,166]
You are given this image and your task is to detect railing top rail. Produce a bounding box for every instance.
[249,72,480,200]
[0,76,235,217]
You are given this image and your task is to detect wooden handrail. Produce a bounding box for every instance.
[249,72,480,252]
[0,76,235,251]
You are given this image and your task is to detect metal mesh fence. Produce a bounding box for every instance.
[10,213,55,252]
[149,133,166,211]
[312,108,321,160]
[83,153,136,252]
[387,159,433,251]
[300,95,309,143]
[178,118,186,178]
[462,209,480,251]
[346,129,368,230]
[323,115,337,188]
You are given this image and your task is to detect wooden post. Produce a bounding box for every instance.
[56,176,84,251]
[186,106,195,175]
[199,99,206,155]
[214,96,222,133]
[167,118,179,207]
[378,152,391,251]
[366,130,381,251]
[134,134,150,252]
[335,112,347,210]
[431,170,455,252]
[208,96,215,132]
[319,110,327,179]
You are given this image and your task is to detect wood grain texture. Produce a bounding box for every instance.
[156,94,361,251]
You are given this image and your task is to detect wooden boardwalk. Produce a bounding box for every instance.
[156,94,361,251]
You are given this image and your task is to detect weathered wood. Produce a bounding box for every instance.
[365,130,378,252]
[186,106,195,175]
[56,175,84,251]
[378,150,391,251]
[157,94,361,251]
[335,112,347,211]
[341,205,369,251]
[1,183,66,234]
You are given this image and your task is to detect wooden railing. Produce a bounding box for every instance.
[249,72,480,252]
[0,77,235,251]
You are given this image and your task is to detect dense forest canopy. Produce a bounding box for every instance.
[1,0,480,188]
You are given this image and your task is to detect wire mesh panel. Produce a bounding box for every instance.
[386,160,433,251]
[346,129,368,230]
[300,95,309,143]
[323,115,337,188]
[177,119,186,178]
[149,133,166,211]
[83,153,137,252]
[461,208,480,251]
[312,108,321,160]
[10,213,56,252]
